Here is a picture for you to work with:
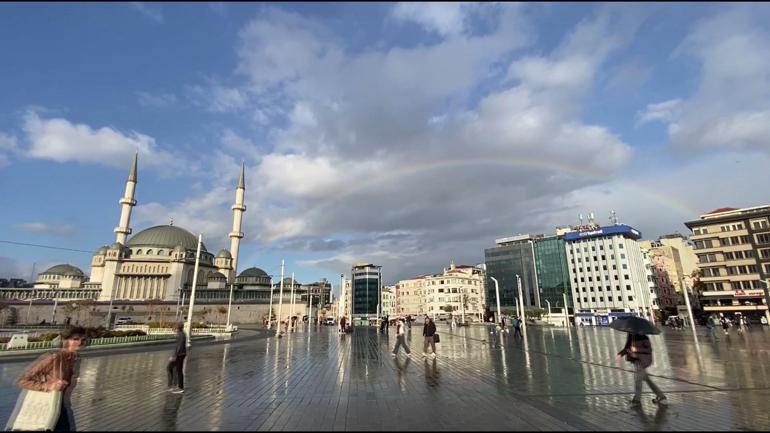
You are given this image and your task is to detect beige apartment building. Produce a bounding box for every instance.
[684,205,770,322]
[639,234,698,309]
[394,263,486,321]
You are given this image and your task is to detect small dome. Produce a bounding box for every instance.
[238,267,269,278]
[40,264,84,277]
[280,277,299,286]
[173,245,186,253]
[110,242,125,249]
[216,249,232,258]
[95,245,109,255]
[127,225,206,251]
[209,272,227,281]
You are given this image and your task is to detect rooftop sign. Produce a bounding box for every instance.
[563,224,641,241]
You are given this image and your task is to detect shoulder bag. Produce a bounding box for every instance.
[5,353,64,431]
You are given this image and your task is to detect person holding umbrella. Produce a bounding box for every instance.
[611,316,667,407]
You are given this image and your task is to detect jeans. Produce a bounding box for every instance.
[633,362,665,402]
[423,336,436,354]
[167,355,186,389]
[393,335,410,354]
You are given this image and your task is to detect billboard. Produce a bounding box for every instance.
[563,224,641,241]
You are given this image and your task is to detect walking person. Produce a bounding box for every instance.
[339,316,347,334]
[513,316,523,339]
[720,315,730,335]
[392,318,411,357]
[423,316,437,358]
[167,322,187,394]
[9,326,87,432]
[616,332,667,407]
[706,316,717,340]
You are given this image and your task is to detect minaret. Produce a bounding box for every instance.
[114,153,138,244]
[228,163,247,282]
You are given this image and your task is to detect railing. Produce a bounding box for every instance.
[114,324,237,335]
[0,334,174,351]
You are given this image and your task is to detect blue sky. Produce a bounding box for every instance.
[2,3,770,290]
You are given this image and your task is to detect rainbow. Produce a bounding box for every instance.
[308,156,699,218]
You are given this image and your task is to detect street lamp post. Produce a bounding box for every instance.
[51,297,58,324]
[225,281,235,330]
[759,279,770,325]
[516,274,526,332]
[289,272,296,332]
[267,276,274,329]
[184,234,203,347]
[563,292,570,327]
[490,277,502,324]
[545,299,551,325]
[680,277,697,336]
[276,260,285,337]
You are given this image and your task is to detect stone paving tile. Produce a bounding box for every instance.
[2,325,770,430]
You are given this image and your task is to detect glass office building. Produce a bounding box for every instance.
[534,235,572,309]
[351,263,382,321]
[484,235,540,312]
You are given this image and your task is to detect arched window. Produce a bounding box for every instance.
[136,249,143,255]
[158,249,164,256]
[146,249,154,255]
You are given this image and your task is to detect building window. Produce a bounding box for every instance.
[619,244,624,249]
[608,296,613,302]
[752,219,769,230]
[756,233,770,245]
[622,264,627,269]
[591,297,596,302]
[599,297,604,302]
[626,285,631,291]
[628,296,634,301]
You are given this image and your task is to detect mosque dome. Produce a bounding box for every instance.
[40,264,84,277]
[127,225,206,251]
[238,267,269,278]
[216,249,232,258]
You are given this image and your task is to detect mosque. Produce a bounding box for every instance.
[0,155,331,310]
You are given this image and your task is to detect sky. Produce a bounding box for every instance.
[2,2,770,293]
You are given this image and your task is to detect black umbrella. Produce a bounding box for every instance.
[609,316,661,335]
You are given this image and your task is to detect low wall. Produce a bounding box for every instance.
[1,301,313,327]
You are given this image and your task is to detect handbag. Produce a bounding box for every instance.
[433,333,440,343]
[5,354,64,431]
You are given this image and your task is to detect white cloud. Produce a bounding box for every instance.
[22,110,180,170]
[657,6,770,154]
[0,133,18,168]
[131,2,164,24]
[391,2,470,37]
[187,84,249,113]
[16,222,76,237]
[636,99,682,125]
[213,6,645,281]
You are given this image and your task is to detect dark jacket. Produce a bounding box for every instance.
[618,333,652,369]
[174,331,187,357]
[423,321,436,337]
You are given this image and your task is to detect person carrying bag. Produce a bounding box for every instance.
[5,326,86,432]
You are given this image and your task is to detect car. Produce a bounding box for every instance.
[115,317,133,325]
[324,317,336,326]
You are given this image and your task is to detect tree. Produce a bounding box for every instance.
[217,306,228,325]
[524,308,547,320]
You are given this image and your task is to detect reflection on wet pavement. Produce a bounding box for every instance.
[0,324,768,430]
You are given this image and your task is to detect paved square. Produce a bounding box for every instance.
[2,324,770,430]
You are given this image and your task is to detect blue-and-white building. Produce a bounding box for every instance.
[563,223,658,326]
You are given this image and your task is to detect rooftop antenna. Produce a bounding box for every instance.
[610,210,619,225]
[578,213,583,226]
[169,216,174,226]
[588,212,595,225]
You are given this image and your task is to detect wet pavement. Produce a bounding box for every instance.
[1,324,769,431]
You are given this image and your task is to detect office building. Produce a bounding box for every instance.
[484,235,540,314]
[351,263,382,324]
